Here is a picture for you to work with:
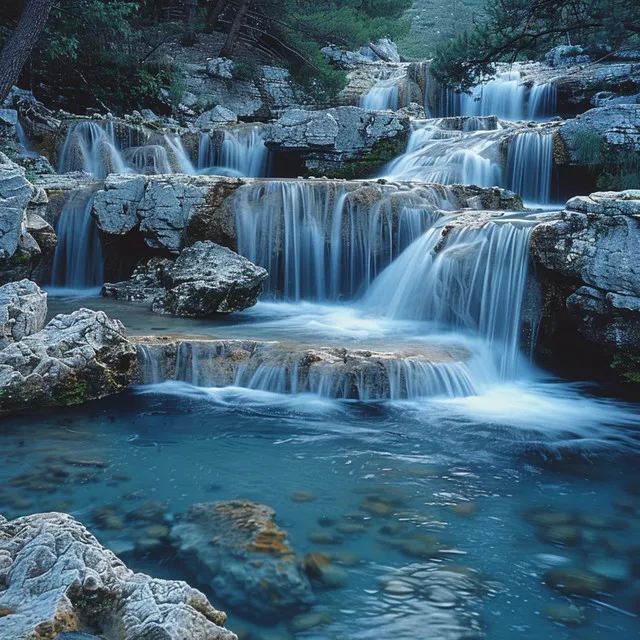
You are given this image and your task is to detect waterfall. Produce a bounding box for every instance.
[384,121,503,186]
[50,189,103,289]
[163,134,197,174]
[234,181,451,300]
[505,130,554,205]
[527,83,557,120]
[57,121,130,177]
[139,340,480,400]
[360,78,401,111]
[123,145,174,174]
[365,218,536,379]
[197,126,269,177]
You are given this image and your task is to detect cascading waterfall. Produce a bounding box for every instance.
[360,77,402,111]
[527,83,557,120]
[197,126,269,177]
[384,121,503,186]
[234,181,450,300]
[57,121,130,177]
[50,188,103,289]
[365,217,536,379]
[460,72,527,120]
[123,145,174,174]
[505,130,554,205]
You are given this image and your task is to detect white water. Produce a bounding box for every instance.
[360,77,402,110]
[197,126,270,177]
[234,181,454,300]
[50,189,103,289]
[505,130,554,205]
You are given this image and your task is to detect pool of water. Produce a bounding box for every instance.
[2,381,639,640]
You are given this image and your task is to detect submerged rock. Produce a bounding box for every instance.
[170,500,315,620]
[103,241,268,316]
[0,512,235,640]
[0,279,47,348]
[0,308,136,412]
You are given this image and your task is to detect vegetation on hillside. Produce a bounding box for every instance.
[0,0,412,112]
[431,0,640,89]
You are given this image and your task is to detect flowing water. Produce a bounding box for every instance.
[360,77,403,110]
[11,60,640,640]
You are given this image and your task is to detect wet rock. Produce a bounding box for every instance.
[0,279,47,348]
[544,567,606,596]
[301,553,347,588]
[0,512,235,640]
[195,105,238,128]
[170,500,314,620]
[289,611,332,633]
[537,525,583,547]
[542,603,587,626]
[335,522,366,534]
[449,502,477,517]
[0,309,136,412]
[307,529,344,545]
[104,241,268,317]
[290,491,316,503]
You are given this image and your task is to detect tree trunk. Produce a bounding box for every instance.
[205,0,228,33]
[0,0,56,104]
[219,0,249,58]
[183,0,198,24]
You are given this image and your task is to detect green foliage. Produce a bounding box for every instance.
[569,131,605,165]
[233,56,262,82]
[611,353,640,383]
[431,0,640,90]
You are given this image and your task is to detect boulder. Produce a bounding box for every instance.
[170,501,315,620]
[265,106,409,175]
[0,308,136,412]
[560,104,640,162]
[206,58,234,80]
[195,105,238,128]
[0,279,47,348]
[0,512,236,640]
[544,45,591,68]
[102,241,267,316]
[531,190,640,359]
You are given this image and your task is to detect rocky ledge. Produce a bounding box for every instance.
[134,337,473,400]
[0,305,136,412]
[531,190,640,376]
[102,241,268,317]
[0,278,47,348]
[0,512,236,640]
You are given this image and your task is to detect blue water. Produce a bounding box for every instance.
[2,377,639,639]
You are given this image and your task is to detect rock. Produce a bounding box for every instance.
[306,530,344,545]
[0,153,34,257]
[531,190,640,358]
[560,104,640,160]
[206,58,235,80]
[397,102,427,119]
[104,241,268,316]
[543,567,605,596]
[542,603,587,626]
[0,309,136,412]
[537,525,583,547]
[265,106,409,176]
[0,512,235,640]
[195,105,238,128]
[289,612,332,633]
[0,279,47,348]
[544,45,591,68]
[290,491,316,503]
[170,501,315,620]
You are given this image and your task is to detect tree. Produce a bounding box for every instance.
[431,0,640,90]
[0,0,56,103]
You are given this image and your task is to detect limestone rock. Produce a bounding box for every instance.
[195,105,238,128]
[170,501,314,620]
[0,279,47,348]
[206,58,234,80]
[0,512,236,640]
[103,242,268,316]
[531,190,640,355]
[544,45,591,68]
[560,104,640,161]
[0,308,136,412]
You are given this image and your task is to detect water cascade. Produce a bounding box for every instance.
[50,188,103,290]
[197,126,270,177]
[365,217,536,379]
[234,181,454,300]
[505,130,554,205]
[527,83,557,120]
[360,77,403,110]
[384,120,504,186]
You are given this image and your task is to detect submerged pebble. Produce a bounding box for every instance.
[542,603,587,627]
[289,611,332,633]
[307,530,344,545]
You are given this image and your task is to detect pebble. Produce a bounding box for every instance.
[544,567,605,596]
[290,491,316,503]
[289,611,332,633]
[526,509,574,527]
[335,522,366,534]
[307,530,344,545]
[425,585,458,608]
[360,498,394,517]
[378,523,405,536]
[542,604,587,627]
[449,502,477,517]
[537,525,582,547]
[382,579,415,596]
[587,556,630,582]
[146,524,170,539]
[329,549,359,566]
[317,516,337,527]
[317,564,348,588]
